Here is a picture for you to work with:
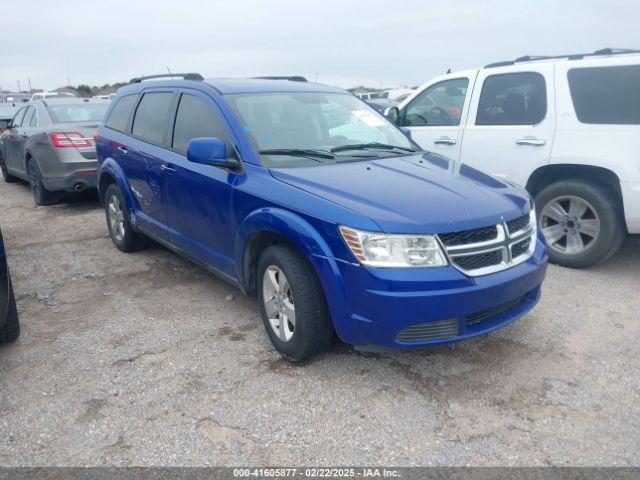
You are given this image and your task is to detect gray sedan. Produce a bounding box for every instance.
[0,98,108,205]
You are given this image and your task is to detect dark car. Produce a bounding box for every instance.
[0,98,109,205]
[96,74,547,361]
[0,226,19,344]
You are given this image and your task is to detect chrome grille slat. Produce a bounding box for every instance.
[438,210,536,277]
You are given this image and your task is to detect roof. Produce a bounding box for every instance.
[204,78,345,95]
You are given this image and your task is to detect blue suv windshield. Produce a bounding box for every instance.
[225,92,417,167]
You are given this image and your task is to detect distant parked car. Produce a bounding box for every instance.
[0,98,109,205]
[0,105,19,133]
[0,226,19,344]
[0,93,30,104]
[96,73,546,361]
[378,89,414,102]
[386,48,640,268]
[92,93,117,100]
[30,91,77,101]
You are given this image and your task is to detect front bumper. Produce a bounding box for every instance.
[321,236,548,347]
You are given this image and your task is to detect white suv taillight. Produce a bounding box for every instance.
[49,132,91,148]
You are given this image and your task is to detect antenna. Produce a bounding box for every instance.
[166,66,174,79]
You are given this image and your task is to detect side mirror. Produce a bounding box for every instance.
[384,106,401,125]
[187,137,239,169]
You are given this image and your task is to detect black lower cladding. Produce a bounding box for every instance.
[396,317,458,342]
[465,295,526,326]
[396,294,530,342]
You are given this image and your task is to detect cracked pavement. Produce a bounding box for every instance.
[0,180,638,466]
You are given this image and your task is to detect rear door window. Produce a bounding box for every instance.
[105,95,138,132]
[476,72,547,125]
[172,93,229,154]
[131,92,174,145]
[568,65,640,124]
[12,107,27,127]
[23,106,36,127]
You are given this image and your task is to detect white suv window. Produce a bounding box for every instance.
[476,72,546,125]
[568,65,640,124]
[403,78,468,127]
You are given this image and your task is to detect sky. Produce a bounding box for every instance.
[1,0,639,91]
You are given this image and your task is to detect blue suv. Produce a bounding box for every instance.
[96,73,548,361]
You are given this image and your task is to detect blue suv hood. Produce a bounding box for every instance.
[269,153,531,234]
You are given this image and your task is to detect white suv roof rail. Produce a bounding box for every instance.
[484,47,640,69]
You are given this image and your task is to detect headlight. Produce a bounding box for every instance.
[339,226,448,268]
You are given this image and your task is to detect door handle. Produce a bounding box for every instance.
[117,146,128,154]
[160,163,176,173]
[516,136,546,146]
[434,136,456,145]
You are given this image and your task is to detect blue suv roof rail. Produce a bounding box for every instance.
[129,73,204,84]
[253,76,308,82]
[484,48,640,68]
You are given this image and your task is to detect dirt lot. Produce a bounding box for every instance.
[0,180,638,466]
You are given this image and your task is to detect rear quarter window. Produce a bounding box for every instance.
[105,95,138,132]
[568,65,640,124]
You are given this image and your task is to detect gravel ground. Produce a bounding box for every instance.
[0,180,638,467]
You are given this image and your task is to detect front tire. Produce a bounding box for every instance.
[535,180,625,268]
[257,245,334,362]
[1,276,20,344]
[27,158,57,206]
[104,183,148,252]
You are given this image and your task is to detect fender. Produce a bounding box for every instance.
[235,207,352,333]
[97,157,138,214]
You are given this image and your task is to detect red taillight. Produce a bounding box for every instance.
[49,132,91,148]
[93,133,99,145]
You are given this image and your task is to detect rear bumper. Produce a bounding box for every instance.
[41,161,98,191]
[622,181,640,234]
[320,235,548,348]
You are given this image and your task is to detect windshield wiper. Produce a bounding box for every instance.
[259,148,335,160]
[330,142,420,154]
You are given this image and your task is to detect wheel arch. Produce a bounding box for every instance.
[526,164,626,229]
[97,158,137,211]
[235,208,342,298]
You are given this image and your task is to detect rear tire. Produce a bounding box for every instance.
[27,158,57,206]
[257,244,334,362]
[104,183,148,252]
[0,276,20,344]
[0,152,17,183]
[535,180,625,268]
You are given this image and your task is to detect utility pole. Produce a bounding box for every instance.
[17,80,21,92]
[28,78,32,91]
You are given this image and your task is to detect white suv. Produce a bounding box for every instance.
[387,48,640,268]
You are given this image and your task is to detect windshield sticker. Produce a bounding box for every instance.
[353,109,386,127]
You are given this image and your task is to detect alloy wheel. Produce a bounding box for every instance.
[540,195,600,255]
[107,194,126,242]
[262,265,296,342]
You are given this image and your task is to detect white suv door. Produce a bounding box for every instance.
[458,64,556,185]
[398,75,473,159]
